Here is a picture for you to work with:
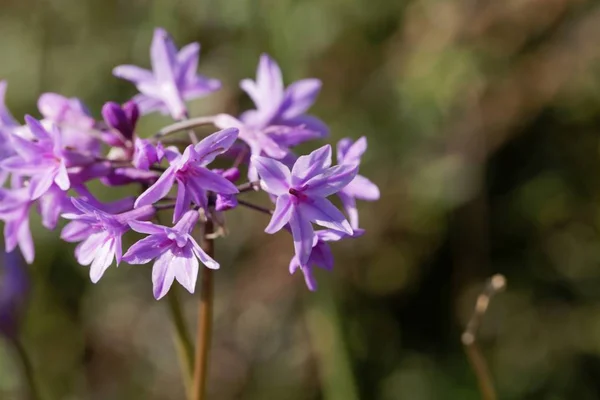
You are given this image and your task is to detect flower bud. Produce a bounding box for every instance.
[215,194,238,211]
[102,101,136,141]
[133,138,159,170]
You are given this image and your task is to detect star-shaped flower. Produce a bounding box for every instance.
[252,145,357,264]
[61,198,155,283]
[123,210,218,300]
[113,28,221,119]
[135,128,239,222]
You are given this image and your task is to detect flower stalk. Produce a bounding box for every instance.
[192,219,215,400]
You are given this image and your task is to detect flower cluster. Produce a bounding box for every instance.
[0,28,379,299]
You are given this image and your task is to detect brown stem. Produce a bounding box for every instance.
[237,199,273,215]
[462,274,506,400]
[192,220,215,400]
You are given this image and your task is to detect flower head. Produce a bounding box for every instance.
[252,145,357,264]
[113,28,221,119]
[38,93,100,154]
[336,137,380,229]
[289,229,364,290]
[61,198,155,283]
[0,116,93,199]
[123,210,218,300]
[135,128,239,222]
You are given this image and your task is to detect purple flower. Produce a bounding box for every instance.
[123,210,218,300]
[0,249,29,339]
[102,100,139,142]
[289,229,364,291]
[336,137,380,229]
[0,188,34,263]
[215,55,328,179]
[252,145,357,264]
[1,116,95,199]
[38,93,100,154]
[133,138,160,170]
[240,54,327,135]
[61,198,155,283]
[113,28,221,119]
[135,128,239,222]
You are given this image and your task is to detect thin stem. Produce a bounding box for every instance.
[462,274,506,400]
[154,116,216,140]
[11,338,41,400]
[236,181,260,193]
[237,199,273,215]
[167,289,194,392]
[192,220,215,400]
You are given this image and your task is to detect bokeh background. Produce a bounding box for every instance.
[2,0,600,398]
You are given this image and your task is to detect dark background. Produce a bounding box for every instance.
[2,0,600,399]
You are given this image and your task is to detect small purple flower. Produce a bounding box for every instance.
[0,116,93,200]
[135,128,239,222]
[113,28,221,119]
[252,145,357,264]
[133,138,160,170]
[0,188,34,263]
[123,210,218,300]
[0,249,29,339]
[240,54,327,135]
[289,229,364,291]
[336,137,380,229]
[38,93,100,154]
[102,100,139,142]
[61,198,155,283]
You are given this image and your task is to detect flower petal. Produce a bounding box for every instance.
[173,245,199,294]
[280,78,321,119]
[251,155,290,195]
[338,192,359,230]
[75,232,106,266]
[152,250,176,300]
[112,65,154,83]
[291,145,332,186]
[123,235,167,264]
[302,164,358,198]
[265,194,293,234]
[194,128,239,165]
[190,238,219,270]
[289,207,314,265]
[343,175,380,201]
[89,238,115,283]
[128,220,166,235]
[190,167,239,195]
[300,197,353,235]
[135,168,176,208]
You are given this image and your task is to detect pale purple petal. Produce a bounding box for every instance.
[282,115,329,138]
[173,245,199,294]
[300,198,353,235]
[341,136,367,165]
[113,65,154,83]
[182,78,221,99]
[128,220,166,235]
[54,162,70,191]
[194,128,239,165]
[16,218,34,264]
[29,171,57,200]
[289,256,301,274]
[61,221,90,242]
[173,180,192,223]
[0,157,49,174]
[311,242,334,271]
[190,239,219,269]
[75,233,106,266]
[280,78,321,119]
[176,42,200,84]
[289,207,314,265]
[265,194,293,234]
[291,145,332,186]
[343,175,380,201]
[338,192,359,230]
[172,210,199,234]
[152,250,176,300]
[135,168,176,207]
[251,155,291,195]
[151,28,178,83]
[191,167,239,195]
[302,164,358,198]
[24,115,51,141]
[123,235,167,264]
[89,238,115,283]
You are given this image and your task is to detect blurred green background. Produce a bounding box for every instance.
[3,0,600,398]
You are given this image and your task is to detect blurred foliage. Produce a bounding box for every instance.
[3,0,600,399]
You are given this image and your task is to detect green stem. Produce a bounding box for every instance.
[166,288,194,394]
[192,220,215,400]
[12,338,42,400]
